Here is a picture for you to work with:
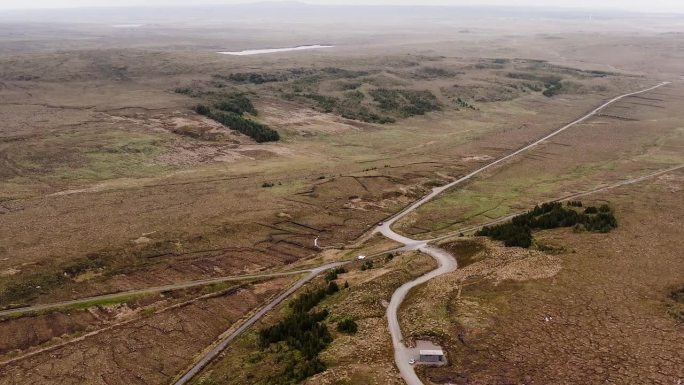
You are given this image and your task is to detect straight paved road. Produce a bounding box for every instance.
[172,262,345,385]
[375,82,671,385]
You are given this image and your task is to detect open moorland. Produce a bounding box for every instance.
[0,4,682,385]
[400,172,684,384]
[393,82,684,238]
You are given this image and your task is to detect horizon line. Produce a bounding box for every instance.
[0,1,682,14]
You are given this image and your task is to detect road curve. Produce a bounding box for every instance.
[374,82,670,385]
[7,84,667,384]
[386,245,458,385]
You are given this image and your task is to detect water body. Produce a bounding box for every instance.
[112,24,144,28]
[217,45,334,56]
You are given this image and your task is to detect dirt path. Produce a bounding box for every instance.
[0,269,311,318]
[432,163,684,242]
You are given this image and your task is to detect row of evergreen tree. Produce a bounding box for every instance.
[194,103,279,143]
[477,201,618,248]
[257,285,334,383]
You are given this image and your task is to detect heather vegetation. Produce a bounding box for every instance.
[369,88,441,117]
[455,97,476,110]
[477,201,618,248]
[670,286,684,303]
[504,72,566,96]
[221,72,285,84]
[213,92,256,115]
[324,267,346,282]
[360,259,374,271]
[0,255,106,306]
[669,286,684,322]
[220,67,368,85]
[414,66,460,79]
[543,79,564,97]
[289,91,396,124]
[176,84,280,142]
[336,318,358,334]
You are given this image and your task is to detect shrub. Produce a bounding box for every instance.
[337,318,358,334]
[0,271,68,305]
[226,72,284,84]
[670,286,684,303]
[326,281,339,295]
[0,254,108,305]
[360,260,374,271]
[174,87,194,95]
[63,255,105,276]
[302,93,338,113]
[213,92,256,115]
[369,88,440,117]
[320,67,368,78]
[415,66,457,78]
[543,80,563,97]
[325,267,346,282]
[194,104,211,116]
[456,97,476,110]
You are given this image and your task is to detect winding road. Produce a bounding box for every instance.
[374,81,671,385]
[2,83,673,385]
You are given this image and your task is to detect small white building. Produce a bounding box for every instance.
[357,255,366,260]
[419,349,445,363]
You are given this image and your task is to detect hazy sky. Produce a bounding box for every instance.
[0,0,682,13]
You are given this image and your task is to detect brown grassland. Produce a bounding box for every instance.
[400,172,683,384]
[0,7,682,385]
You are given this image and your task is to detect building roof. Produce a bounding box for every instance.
[419,349,444,356]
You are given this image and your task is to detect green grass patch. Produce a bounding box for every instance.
[55,132,170,181]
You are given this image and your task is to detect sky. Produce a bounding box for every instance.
[0,0,682,13]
